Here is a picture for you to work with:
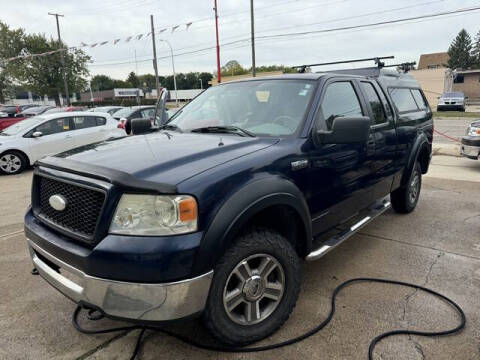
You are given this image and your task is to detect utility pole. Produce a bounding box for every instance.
[134,49,139,76]
[150,15,160,97]
[250,0,256,77]
[48,12,70,106]
[214,0,221,83]
[199,78,203,89]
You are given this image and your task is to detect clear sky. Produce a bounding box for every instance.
[2,0,480,80]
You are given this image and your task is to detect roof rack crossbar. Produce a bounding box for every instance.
[383,61,416,73]
[293,56,394,73]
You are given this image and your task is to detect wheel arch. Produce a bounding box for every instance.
[401,134,431,186]
[192,176,312,275]
[0,148,31,166]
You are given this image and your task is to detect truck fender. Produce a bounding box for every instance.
[192,176,312,275]
[401,133,430,187]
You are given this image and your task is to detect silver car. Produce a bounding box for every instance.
[437,92,467,112]
[461,119,480,159]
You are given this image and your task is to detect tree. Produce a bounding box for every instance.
[198,72,213,88]
[472,30,480,68]
[126,71,139,87]
[0,22,26,102]
[447,29,474,70]
[112,79,129,88]
[90,75,114,91]
[221,60,248,77]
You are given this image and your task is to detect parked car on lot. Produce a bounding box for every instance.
[25,68,432,345]
[437,91,467,112]
[17,105,55,118]
[461,119,480,159]
[87,106,124,116]
[43,106,86,114]
[0,112,124,175]
[112,105,156,129]
[0,105,56,131]
[0,105,20,118]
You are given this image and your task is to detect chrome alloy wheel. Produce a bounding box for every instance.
[0,154,22,174]
[223,254,285,325]
[409,169,420,204]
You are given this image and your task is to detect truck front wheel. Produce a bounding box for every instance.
[203,228,302,345]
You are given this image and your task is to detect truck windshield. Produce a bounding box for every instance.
[168,79,316,136]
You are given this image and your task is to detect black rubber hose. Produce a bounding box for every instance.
[72,278,466,360]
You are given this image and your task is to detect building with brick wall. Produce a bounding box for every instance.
[417,52,449,70]
[452,69,480,100]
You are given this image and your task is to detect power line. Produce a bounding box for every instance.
[88,5,480,67]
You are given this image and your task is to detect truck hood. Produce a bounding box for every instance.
[54,131,278,185]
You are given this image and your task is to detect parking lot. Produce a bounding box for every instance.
[0,116,479,359]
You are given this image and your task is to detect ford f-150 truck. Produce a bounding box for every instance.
[25,65,432,345]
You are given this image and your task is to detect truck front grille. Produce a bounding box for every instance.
[36,176,105,245]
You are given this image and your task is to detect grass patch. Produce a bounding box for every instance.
[433,111,480,118]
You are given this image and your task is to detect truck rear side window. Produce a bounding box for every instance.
[361,82,387,125]
[320,82,363,129]
[389,88,418,113]
[411,89,427,110]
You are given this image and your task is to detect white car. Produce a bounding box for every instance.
[0,112,125,175]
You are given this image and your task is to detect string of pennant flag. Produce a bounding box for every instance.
[3,22,194,63]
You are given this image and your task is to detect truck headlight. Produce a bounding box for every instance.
[110,194,197,235]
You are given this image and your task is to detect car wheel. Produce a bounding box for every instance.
[203,228,302,346]
[0,151,27,175]
[391,161,422,213]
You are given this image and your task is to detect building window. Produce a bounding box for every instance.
[454,75,465,84]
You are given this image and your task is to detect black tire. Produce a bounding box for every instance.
[391,161,422,213]
[0,151,28,175]
[203,228,302,346]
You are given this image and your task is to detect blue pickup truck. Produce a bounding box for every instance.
[25,65,432,345]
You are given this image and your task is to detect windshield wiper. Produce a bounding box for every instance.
[190,126,256,137]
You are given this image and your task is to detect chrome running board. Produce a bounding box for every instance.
[306,198,391,262]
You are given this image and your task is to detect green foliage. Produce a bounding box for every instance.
[126,71,139,87]
[0,22,26,102]
[221,60,249,76]
[447,29,474,70]
[0,21,90,104]
[253,64,296,73]
[90,74,114,91]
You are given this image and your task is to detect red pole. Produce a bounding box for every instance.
[214,0,221,83]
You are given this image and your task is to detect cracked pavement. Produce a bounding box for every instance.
[1,155,480,360]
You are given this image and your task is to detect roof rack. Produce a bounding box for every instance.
[383,61,416,73]
[293,56,394,73]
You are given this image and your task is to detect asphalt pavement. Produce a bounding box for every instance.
[1,138,479,359]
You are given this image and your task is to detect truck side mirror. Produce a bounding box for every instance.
[315,116,370,145]
[126,118,153,135]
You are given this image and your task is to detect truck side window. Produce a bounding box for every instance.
[389,88,419,113]
[411,89,428,110]
[320,82,363,129]
[361,82,387,125]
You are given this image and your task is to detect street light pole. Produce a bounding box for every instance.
[158,39,178,107]
[48,12,70,105]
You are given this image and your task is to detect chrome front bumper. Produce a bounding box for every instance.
[27,239,213,322]
[461,144,480,159]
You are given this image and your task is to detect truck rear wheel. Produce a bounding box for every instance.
[391,161,422,213]
[203,228,302,345]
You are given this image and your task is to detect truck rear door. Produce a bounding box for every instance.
[357,80,398,200]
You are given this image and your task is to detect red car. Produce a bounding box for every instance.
[0,105,54,131]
